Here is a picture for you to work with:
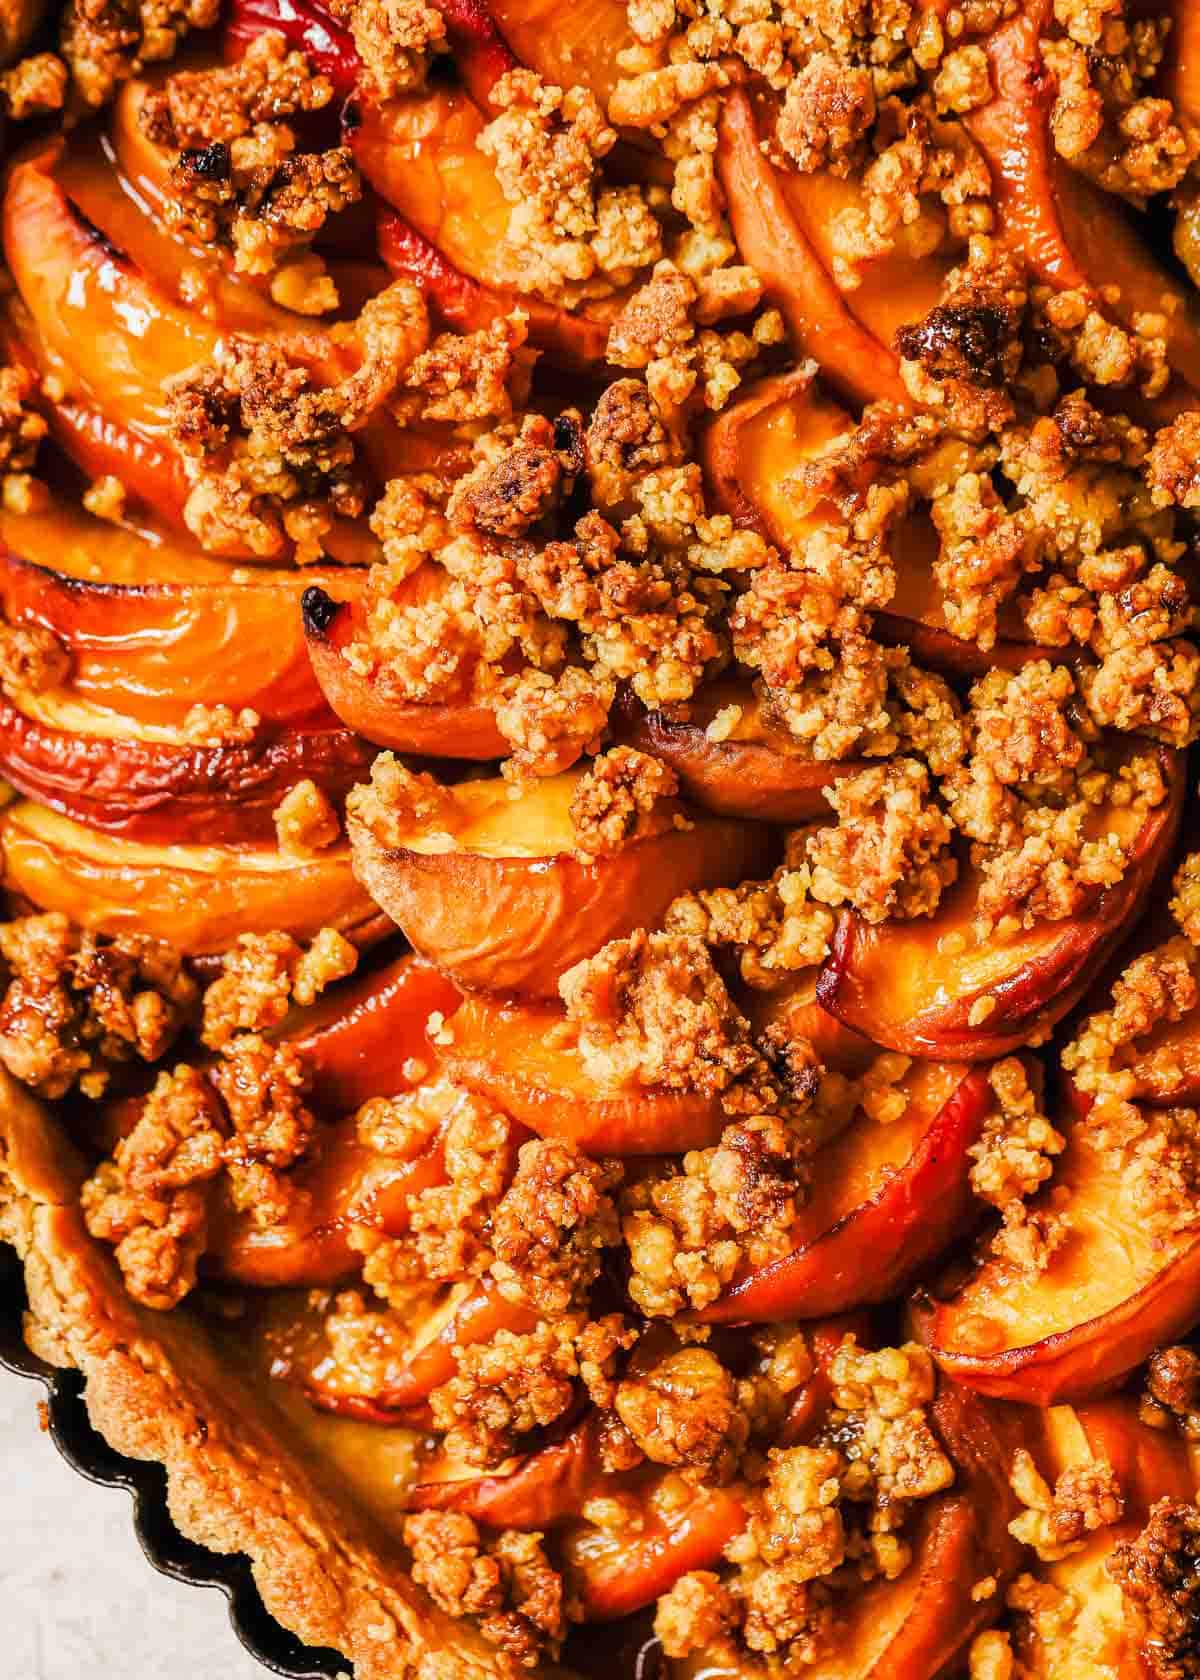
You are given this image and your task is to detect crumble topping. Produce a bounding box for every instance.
[1007,1446,1123,1562]
[200,929,357,1050]
[0,914,196,1099]
[405,1512,569,1668]
[1109,1499,1200,1680]
[568,746,680,858]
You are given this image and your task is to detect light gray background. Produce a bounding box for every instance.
[1,1369,269,1680]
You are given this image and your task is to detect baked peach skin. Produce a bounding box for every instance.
[613,679,866,825]
[350,90,623,368]
[916,1077,1200,1405]
[696,1063,993,1323]
[0,501,360,729]
[716,90,908,409]
[442,991,729,1153]
[301,583,510,759]
[816,744,1183,1061]
[348,766,777,998]
[0,694,372,844]
[934,0,1200,407]
[703,363,1073,678]
[0,800,386,954]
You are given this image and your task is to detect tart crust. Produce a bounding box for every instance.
[0,1067,506,1680]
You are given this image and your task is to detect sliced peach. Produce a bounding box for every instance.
[301,584,510,760]
[697,1063,991,1324]
[716,90,907,409]
[409,1415,604,1528]
[564,1481,748,1622]
[776,163,952,353]
[0,690,372,845]
[613,679,867,825]
[703,363,1066,677]
[816,744,1183,1061]
[0,800,385,954]
[485,0,633,109]
[0,505,358,729]
[959,0,1200,404]
[917,1079,1200,1405]
[349,766,776,999]
[285,951,464,1114]
[353,92,621,366]
[743,970,878,1079]
[304,1280,539,1422]
[377,207,614,369]
[442,991,727,1153]
[206,1113,449,1288]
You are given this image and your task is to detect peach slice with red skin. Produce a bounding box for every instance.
[349,766,777,999]
[301,584,510,760]
[377,207,615,370]
[702,363,1072,678]
[743,969,877,1079]
[716,91,908,409]
[695,1063,993,1324]
[916,1075,1200,1405]
[0,800,387,955]
[0,695,372,845]
[0,500,359,730]
[938,0,1200,407]
[442,991,730,1154]
[351,90,623,369]
[564,1481,748,1622]
[613,680,866,825]
[816,744,1184,1061]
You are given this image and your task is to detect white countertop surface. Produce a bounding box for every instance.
[2,1367,272,1680]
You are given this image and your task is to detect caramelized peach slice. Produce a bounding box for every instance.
[565,1481,748,1622]
[776,163,952,354]
[301,584,510,760]
[285,951,464,1115]
[957,0,1200,403]
[410,1415,604,1528]
[0,503,358,728]
[349,766,776,998]
[917,1081,1200,1404]
[0,801,385,954]
[352,92,621,367]
[703,363,1066,677]
[303,1281,539,1422]
[207,1112,449,1288]
[716,91,907,408]
[378,208,614,369]
[485,0,633,108]
[744,970,877,1078]
[614,679,866,825]
[442,991,728,1153]
[0,693,372,844]
[697,1063,991,1324]
[816,745,1183,1060]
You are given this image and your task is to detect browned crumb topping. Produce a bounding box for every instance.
[477,69,662,306]
[60,0,218,108]
[658,1339,953,1667]
[585,378,680,512]
[273,779,341,856]
[351,1080,514,1303]
[200,929,356,1050]
[0,51,67,117]
[0,615,70,697]
[569,746,679,858]
[559,929,810,1119]
[346,753,465,848]
[806,757,956,923]
[398,315,534,426]
[614,1345,749,1483]
[1008,1446,1124,1561]
[0,914,196,1099]
[404,1511,569,1668]
[1109,1499,1200,1680]
[665,849,835,990]
[1141,1346,1200,1441]
[489,1137,622,1311]
[327,0,446,97]
[0,364,47,477]
[970,1058,1068,1274]
[82,1063,226,1309]
[429,1310,635,1467]
[137,32,332,148]
[168,281,427,558]
[209,1034,317,1224]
